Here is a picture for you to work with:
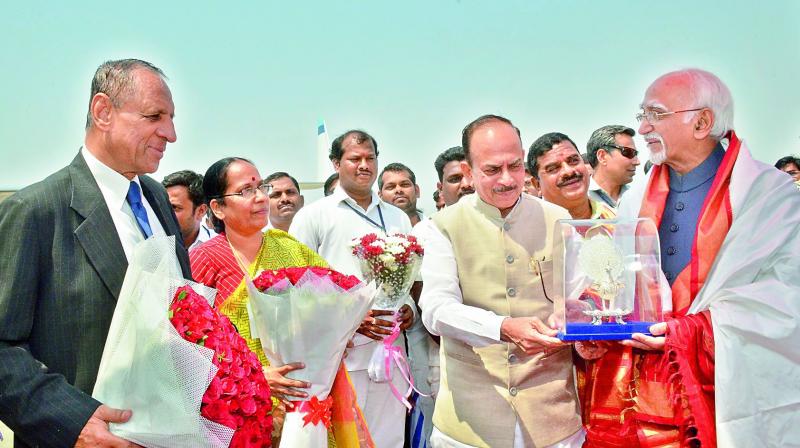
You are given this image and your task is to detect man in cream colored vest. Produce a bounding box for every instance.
[419,115,584,448]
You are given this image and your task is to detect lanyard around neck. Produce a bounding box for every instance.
[343,201,386,233]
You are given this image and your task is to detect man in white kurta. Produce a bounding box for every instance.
[419,115,584,448]
[290,130,415,447]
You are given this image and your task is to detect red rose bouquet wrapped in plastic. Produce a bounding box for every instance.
[170,285,272,447]
[246,266,375,448]
[93,236,272,447]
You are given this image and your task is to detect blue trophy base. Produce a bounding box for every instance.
[557,321,654,341]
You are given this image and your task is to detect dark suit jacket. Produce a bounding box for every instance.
[0,152,191,448]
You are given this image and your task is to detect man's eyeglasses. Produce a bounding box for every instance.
[215,182,272,200]
[605,144,638,160]
[635,107,705,124]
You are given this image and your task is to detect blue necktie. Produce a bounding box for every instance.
[127,181,153,238]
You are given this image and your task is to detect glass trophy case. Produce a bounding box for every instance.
[553,218,664,341]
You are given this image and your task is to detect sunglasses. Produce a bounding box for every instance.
[606,144,638,160]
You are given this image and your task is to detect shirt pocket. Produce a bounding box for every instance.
[530,258,554,302]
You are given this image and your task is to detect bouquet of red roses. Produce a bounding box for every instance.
[246,266,375,448]
[170,285,272,447]
[252,266,361,292]
[93,236,271,448]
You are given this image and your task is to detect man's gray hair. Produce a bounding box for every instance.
[85,59,166,129]
[585,125,635,168]
[665,68,734,140]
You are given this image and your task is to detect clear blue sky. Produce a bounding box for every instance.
[2,1,798,210]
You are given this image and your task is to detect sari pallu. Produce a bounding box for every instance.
[190,229,375,448]
[581,133,745,448]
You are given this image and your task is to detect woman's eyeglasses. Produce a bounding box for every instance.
[215,182,272,200]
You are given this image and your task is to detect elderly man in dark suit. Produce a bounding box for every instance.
[0,59,190,448]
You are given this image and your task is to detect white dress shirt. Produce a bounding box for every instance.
[289,185,415,370]
[417,217,506,347]
[81,147,165,261]
[188,222,217,252]
[409,218,442,371]
[588,176,628,209]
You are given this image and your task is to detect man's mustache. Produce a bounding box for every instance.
[492,184,517,194]
[556,172,583,188]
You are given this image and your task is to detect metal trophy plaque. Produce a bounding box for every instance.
[554,218,664,341]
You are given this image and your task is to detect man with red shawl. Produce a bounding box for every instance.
[578,68,800,447]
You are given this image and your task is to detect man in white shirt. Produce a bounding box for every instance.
[419,115,583,448]
[378,162,439,447]
[0,59,189,448]
[290,130,416,447]
[162,169,216,251]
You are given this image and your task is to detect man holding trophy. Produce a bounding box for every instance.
[419,115,584,447]
[581,69,800,446]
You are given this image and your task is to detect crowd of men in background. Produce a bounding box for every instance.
[163,148,799,254]
[160,124,644,246]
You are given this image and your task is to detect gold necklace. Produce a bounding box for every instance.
[225,233,261,277]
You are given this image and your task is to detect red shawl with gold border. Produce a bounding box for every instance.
[581,132,742,448]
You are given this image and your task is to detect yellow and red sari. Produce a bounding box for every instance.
[191,229,375,447]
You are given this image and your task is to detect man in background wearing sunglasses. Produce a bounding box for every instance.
[585,125,640,209]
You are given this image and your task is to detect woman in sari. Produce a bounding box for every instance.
[190,157,374,447]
